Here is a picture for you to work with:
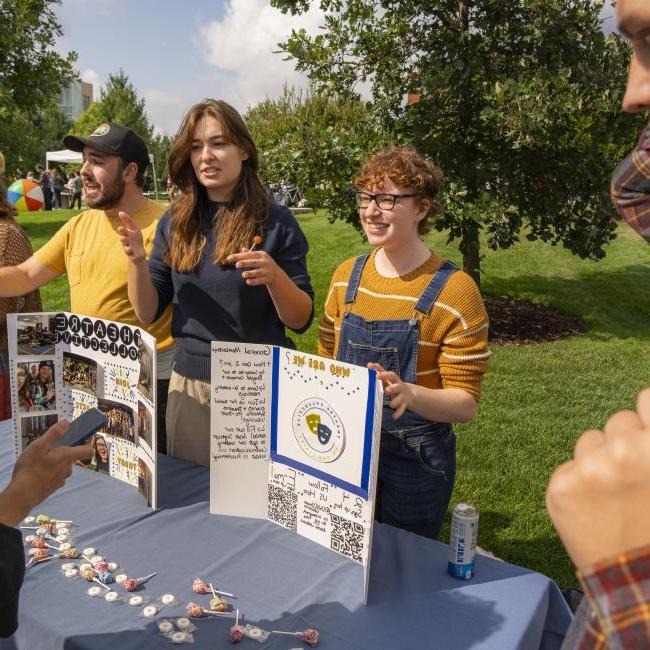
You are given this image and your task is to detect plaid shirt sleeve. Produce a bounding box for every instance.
[611,122,650,242]
[574,545,650,649]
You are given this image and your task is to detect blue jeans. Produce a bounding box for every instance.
[376,425,456,540]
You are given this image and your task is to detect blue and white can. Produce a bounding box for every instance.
[448,502,479,580]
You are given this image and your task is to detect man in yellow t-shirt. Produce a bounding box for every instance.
[0,122,173,450]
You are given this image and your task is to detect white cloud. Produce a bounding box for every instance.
[144,89,187,135]
[80,68,103,99]
[198,0,324,111]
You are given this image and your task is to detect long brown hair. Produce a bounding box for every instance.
[166,99,269,270]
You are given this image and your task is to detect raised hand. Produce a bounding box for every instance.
[117,211,146,263]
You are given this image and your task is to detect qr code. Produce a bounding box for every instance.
[267,484,298,531]
[330,513,365,563]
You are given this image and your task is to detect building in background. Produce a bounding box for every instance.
[57,80,93,121]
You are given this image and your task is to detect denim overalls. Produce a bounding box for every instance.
[337,253,458,539]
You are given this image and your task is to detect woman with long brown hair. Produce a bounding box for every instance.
[0,152,42,419]
[117,100,313,465]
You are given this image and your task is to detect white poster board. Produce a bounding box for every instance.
[211,343,382,602]
[8,312,157,508]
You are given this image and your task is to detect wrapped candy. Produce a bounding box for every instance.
[97,571,114,584]
[186,602,206,618]
[81,568,97,582]
[229,610,244,644]
[122,572,157,592]
[301,629,320,647]
[94,561,109,572]
[271,628,320,647]
[61,548,80,559]
[209,596,231,613]
[35,515,72,525]
[192,578,210,594]
[30,537,46,549]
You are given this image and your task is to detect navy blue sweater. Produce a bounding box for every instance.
[148,202,314,381]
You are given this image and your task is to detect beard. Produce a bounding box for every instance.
[85,175,126,209]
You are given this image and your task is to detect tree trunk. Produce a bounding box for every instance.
[461,219,481,289]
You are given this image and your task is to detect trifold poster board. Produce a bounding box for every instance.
[210,342,383,602]
[8,312,157,508]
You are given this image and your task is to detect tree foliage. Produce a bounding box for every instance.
[0,0,76,172]
[71,71,153,143]
[271,0,643,283]
[246,87,391,224]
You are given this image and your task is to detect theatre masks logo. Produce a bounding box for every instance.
[292,398,345,463]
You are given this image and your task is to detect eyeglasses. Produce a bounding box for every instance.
[354,191,419,211]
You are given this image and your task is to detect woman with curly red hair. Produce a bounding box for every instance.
[318,145,489,539]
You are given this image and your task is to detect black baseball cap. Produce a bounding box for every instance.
[64,122,150,173]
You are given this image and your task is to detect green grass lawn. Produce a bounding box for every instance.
[16,208,650,588]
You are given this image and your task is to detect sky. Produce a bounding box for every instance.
[55,0,618,136]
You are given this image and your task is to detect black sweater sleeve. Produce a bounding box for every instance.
[0,523,25,638]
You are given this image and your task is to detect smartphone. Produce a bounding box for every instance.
[53,408,108,448]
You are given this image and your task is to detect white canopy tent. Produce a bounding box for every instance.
[46,149,83,166]
[45,151,159,198]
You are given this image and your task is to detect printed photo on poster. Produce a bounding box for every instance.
[137,339,153,401]
[16,315,56,356]
[78,433,110,475]
[16,360,56,413]
[63,352,97,394]
[20,414,58,449]
[97,398,136,443]
[137,401,152,450]
[138,458,153,507]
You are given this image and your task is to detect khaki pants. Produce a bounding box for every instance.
[166,370,211,466]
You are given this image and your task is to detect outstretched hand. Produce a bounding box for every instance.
[117,211,146,263]
[546,387,650,570]
[367,362,415,419]
[0,421,92,527]
[226,247,280,287]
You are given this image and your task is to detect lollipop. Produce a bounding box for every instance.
[192,578,210,594]
[249,234,263,251]
[82,568,111,591]
[186,602,206,618]
[229,610,244,644]
[60,547,80,559]
[25,549,49,568]
[94,561,109,572]
[271,628,320,647]
[36,523,57,535]
[97,571,114,584]
[35,515,72,525]
[209,596,231,613]
[123,572,157,592]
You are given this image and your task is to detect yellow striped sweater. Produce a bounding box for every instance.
[317,249,490,400]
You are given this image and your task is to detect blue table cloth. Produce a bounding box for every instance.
[0,421,571,649]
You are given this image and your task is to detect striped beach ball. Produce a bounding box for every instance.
[7,179,45,211]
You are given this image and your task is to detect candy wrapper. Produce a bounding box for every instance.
[127,594,149,607]
[173,618,197,634]
[157,618,175,637]
[140,605,159,619]
[244,624,270,644]
[168,631,194,645]
[104,591,122,604]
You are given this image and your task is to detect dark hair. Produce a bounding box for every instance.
[166,99,269,270]
[117,158,145,188]
[355,145,444,236]
[0,180,16,219]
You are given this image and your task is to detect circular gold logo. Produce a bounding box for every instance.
[292,398,345,463]
[91,123,111,137]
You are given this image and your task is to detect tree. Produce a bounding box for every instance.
[246,87,391,224]
[0,0,76,172]
[0,0,76,116]
[271,0,643,285]
[72,71,153,143]
[148,133,174,184]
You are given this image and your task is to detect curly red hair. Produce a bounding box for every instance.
[355,145,443,235]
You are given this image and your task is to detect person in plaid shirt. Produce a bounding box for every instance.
[547,1,650,648]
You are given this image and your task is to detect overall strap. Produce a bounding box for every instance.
[344,253,371,305]
[414,259,458,315]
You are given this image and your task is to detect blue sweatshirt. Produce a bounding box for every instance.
[148,201,314,381]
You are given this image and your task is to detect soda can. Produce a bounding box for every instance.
[447,502,479,580]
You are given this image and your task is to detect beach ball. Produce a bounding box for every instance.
[7,179,44,212]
